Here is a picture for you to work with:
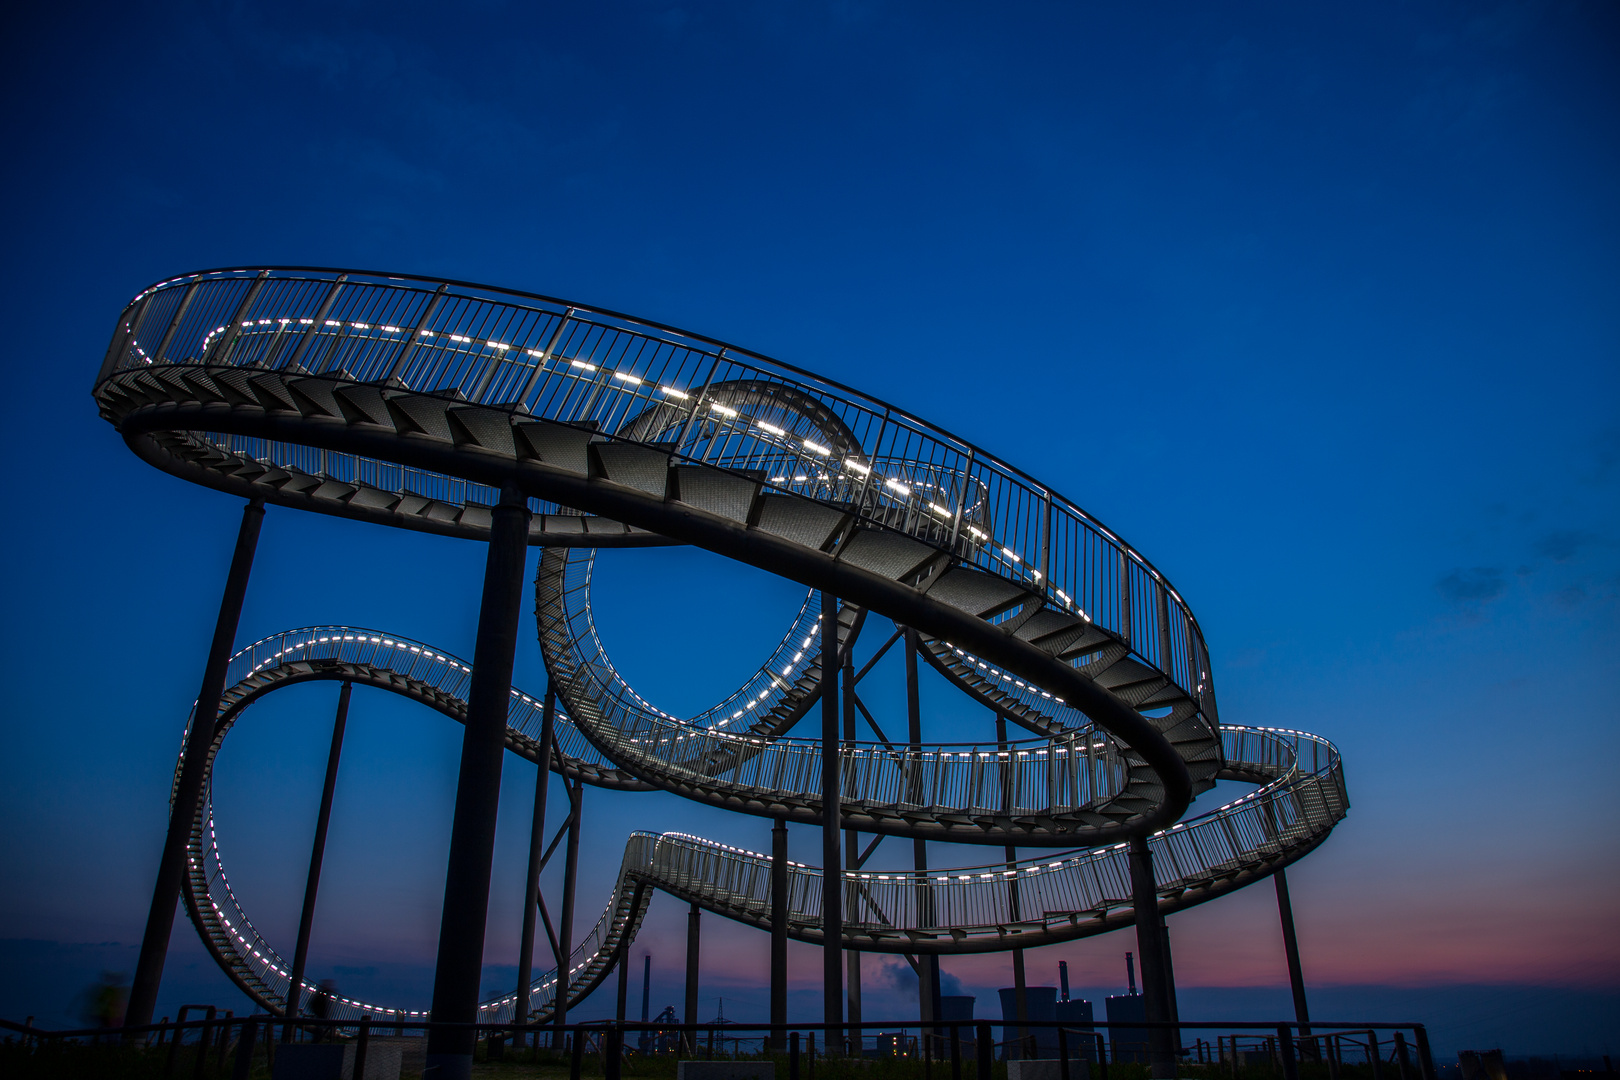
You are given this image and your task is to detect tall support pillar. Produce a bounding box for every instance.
[423,489,531,1080]
[904,630,942,1035]
[770,819,789,1049]
[127,498,265,1031]
[552,776,584,1044]
[819,592,843,1051]
[1128,836,1176,1078]
[1274,869,1312,1037]
[1162,921,1181,1055]
[842,652,861,1048]
[514,687,556,1047]
[995,713,1029,1056]
[684,903,701,1053]
[283,680,353,1039]
[614,886,644,1024]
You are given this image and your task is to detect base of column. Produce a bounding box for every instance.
[423,1052,474,1080]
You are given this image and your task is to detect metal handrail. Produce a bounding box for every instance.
[175,626,1343,1024]
[97,268,1218,731]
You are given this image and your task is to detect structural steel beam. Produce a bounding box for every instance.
[283,679,351,1039]
[424,489,530,1080]
[821,592,843,1050]
[127,497,265,1031]
[514,685,556,1047]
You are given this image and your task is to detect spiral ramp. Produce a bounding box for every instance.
[94,268,1349,1026]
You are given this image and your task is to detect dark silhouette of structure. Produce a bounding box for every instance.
[95,267,1342,1078]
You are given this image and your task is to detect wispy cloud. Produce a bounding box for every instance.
[1435,566,1506,604]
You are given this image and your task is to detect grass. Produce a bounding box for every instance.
[0,1035,1404,1080]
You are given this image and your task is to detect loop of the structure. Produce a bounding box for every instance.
[96,266,1227,835]
[94,267,1348,1026]
[181,627,1345,1023]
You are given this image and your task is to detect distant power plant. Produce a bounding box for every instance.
[999,960,1098,1061]
[1105,952,1150,1064]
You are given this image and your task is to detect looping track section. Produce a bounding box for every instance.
[93,268,1349,1025]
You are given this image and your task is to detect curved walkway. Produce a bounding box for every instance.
[92,267,1348,1027]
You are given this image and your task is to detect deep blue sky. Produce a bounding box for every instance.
[1,0,1615,1056]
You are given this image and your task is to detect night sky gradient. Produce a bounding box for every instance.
[0,0,1615,1059]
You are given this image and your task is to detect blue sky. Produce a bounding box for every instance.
[0,0,1615,1057]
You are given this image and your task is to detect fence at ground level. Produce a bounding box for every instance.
[1,1014,1437,1080]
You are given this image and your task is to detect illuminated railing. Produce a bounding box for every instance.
[178,625,1341,1020]
[538,549,1133,821]
[100,268,1217,731]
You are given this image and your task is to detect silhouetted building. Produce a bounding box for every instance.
[1000,987,1059,1059]
[941,996,975,1022]
[1057,997,1096,1060]
[1105,993,1147,1064]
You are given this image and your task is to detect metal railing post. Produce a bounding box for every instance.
[672,351,724,454]
[191,1007,216,1080]
[1413,1026,1438,1080]
[353,1018,370,1080]
[1394,1031,1414,1080]
[385,284,449,382]
[207,271,271,367]
[605,1022,623,1080]
[152,280,200,365]
[231,1017,258,1080]
[215,1011,233,1073]
[283,275,349,373]
[975,1021,992,1080]
[1279,1026,1299,1080]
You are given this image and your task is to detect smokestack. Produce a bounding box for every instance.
[641,954,651,1024]
[1126,952,1137,996]
[1059,960,1070,1002]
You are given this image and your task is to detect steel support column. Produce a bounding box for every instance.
[820,592,843,1051]
[1163,921,1181,1052]
[552,775,583,1044]
[905,629,942,1035]
[615,885,645,1024]
[995,712,1029,1056]
[771,818,789,1050]
[127,497,265,1030]
[423,489,531,1080]
[1274,869,1312,1038]
[283,680,352,1039]
[514,686,556,1047]
[1128,836,1176,1078]
[684,903,701,1054]
[842,652,861,1046]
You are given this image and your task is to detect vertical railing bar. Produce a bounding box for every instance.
[154,280,201,364]
[208,271,272,367]
[283,276,350,373]
[386,284,450,382]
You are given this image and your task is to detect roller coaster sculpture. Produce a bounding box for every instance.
[93,267,1347,1029]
